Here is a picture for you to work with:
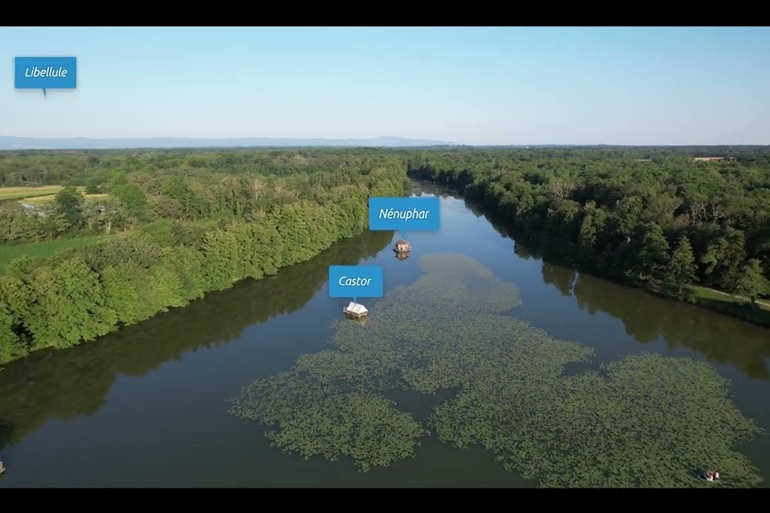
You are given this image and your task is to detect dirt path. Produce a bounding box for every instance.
[702,287,770,308]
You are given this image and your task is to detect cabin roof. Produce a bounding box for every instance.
[396,239,408,245]
[346,301,368,314]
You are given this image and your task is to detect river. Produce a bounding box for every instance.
[1,183,769,488]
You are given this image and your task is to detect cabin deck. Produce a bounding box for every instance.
[394,238,411,253]
[343,301,368,318]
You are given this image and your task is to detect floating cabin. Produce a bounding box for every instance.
[394,239,411,253]
[343,301,368,319]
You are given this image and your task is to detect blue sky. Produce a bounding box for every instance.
[1,27,769,145]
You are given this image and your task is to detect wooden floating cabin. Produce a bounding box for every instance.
[343,301,368,319]
[394,239,411,253]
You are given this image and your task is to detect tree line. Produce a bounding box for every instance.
[407,148,770,317]
[0,153,410,368]
[0,148,411,187]
[0,152,404,244]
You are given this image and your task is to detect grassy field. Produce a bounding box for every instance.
[0,186,108,204]
[0,186,64,201]
[0,235,108,275]
[24,192,109,204]
[687,284,770,308]
[647,278,770,327]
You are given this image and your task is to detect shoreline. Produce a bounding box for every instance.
[416,178,770,330]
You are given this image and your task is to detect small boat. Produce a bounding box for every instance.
[343,301,368,319]
[393,239,411,253]
[702,470,720,481]
[0,460,5,475]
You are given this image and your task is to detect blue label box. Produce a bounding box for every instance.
[15,57,77,95]
[369,197,440,232]
[328,265,383,299]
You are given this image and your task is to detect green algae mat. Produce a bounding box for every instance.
[229,253,765,488]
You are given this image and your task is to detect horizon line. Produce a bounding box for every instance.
[1,135,768,149]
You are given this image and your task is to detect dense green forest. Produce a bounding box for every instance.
[1,145,770,369]
[406,147,770,322]
[0,149,410,368]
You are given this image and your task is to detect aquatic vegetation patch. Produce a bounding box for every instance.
[229,253,765,486]
[431,352,763,487]
[229,370,428,472]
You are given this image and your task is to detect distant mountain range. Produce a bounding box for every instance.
[0,136,457,151]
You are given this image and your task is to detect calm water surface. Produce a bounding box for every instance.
[1,184,769,487]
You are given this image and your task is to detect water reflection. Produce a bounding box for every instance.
[472,195,770,381]
[568,269,770,380]
[0,230,394,452]
[541,264,577,297]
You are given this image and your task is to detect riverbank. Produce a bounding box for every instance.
[647,279,770,326]
[0,167,411,370]
[415,178,770,329]
[548,233,770,329]
[560,251,770,329]
[0,221,389,370]
[546,251,770,327]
